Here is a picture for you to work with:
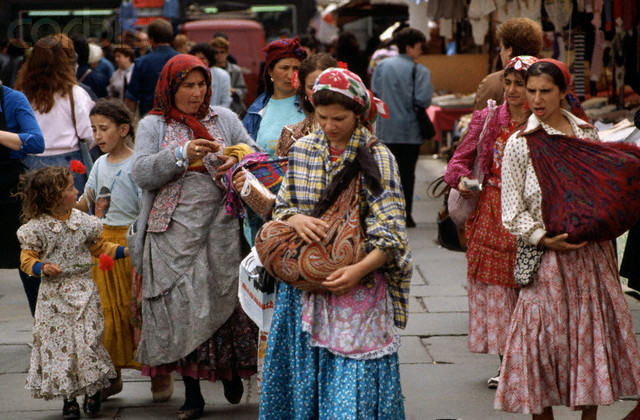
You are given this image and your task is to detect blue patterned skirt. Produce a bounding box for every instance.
[259,281,405,419]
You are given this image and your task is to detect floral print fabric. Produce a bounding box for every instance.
[17,210,115,399]
[301,272,399,359]
[146,110,225,232]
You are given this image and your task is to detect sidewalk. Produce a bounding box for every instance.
[1,155,639,419]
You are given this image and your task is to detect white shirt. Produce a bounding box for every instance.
[35,85,95,156]
[501,109,599,246]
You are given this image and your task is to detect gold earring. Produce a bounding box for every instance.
[270,77,274,82]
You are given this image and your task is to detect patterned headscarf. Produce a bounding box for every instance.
[505,55,538,73]
[149,54,214,140]
[312,67,389,124]
[263,36,307,80]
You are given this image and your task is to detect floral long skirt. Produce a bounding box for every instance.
[495,241,640,414]
[465,184,518,354]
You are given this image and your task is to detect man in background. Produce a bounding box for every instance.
[126,18,177,116]
[372,27,433,228]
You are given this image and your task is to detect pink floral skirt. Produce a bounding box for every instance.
[467,279,519,355]
[495,241,640,414]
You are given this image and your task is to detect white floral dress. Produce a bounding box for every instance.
[17,209,116,400]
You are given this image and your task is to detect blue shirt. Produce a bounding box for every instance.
[0,86,45,159]
[126,45,178,116]
[371,54,434,144]
[77,64,109,98]
[94,57,115,80]
[242,92,303,142]
[255,95,304,156]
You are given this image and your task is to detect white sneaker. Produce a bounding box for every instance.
[487,375,499,389]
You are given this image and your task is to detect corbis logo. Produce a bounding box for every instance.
[6,17,122,47]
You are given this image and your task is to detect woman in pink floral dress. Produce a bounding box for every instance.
[445,55,537,389]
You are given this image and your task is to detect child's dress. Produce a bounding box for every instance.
[85,154,141,370]
[17,209,116,400]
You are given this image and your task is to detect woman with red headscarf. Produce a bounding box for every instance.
[496,59,640,419]
[240,37,307,244]
[242,37,307,155]
[130,54,260,420]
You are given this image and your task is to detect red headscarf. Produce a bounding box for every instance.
[148,54,214,140]
[262,37,307,81]
[537,58,572,87]
[536,58,589,123]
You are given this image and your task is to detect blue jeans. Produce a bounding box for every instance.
[25,150,88,197]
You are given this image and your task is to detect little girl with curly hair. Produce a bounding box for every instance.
[16,166,128,419]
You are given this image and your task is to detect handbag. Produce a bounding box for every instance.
[447,100,498,227]
[428,176,466,252]
[513,237,544,287]
[69,92,95,174]
[412,63,436,140]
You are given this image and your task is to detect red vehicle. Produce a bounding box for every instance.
[181,19,266,105]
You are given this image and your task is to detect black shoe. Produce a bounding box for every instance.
[406,215,416,228]
[221,376,244,404]
[83,391,101,418]
[62,399,80,419]
[178,398,205,420]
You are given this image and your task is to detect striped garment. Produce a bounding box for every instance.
[273,124,413,328]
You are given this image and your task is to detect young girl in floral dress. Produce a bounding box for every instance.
[16,166,128,419]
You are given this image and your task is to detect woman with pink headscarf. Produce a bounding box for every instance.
[445,55,537,390]
[257,67,411,418]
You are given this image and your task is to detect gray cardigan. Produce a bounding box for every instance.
[128,106,260,271]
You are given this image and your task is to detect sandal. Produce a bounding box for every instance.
[62,399,80,419]
[83,391,101,418]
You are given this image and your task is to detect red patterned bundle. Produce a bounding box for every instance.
[255,177,366,291]
[526,130,640,243]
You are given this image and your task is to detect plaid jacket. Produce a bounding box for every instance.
[274,124,413,328]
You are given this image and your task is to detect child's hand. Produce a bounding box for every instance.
[123,247,129,257]
[42,263,62,278]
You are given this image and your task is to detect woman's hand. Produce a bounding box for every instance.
[288,214,329,244]
[456,177,474,199]
[42,263,62,278]
[323,265,364,296]
[539,233,587,252]
[187,138,220,161]
[232,170,246,193]
[215,154,238,179]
